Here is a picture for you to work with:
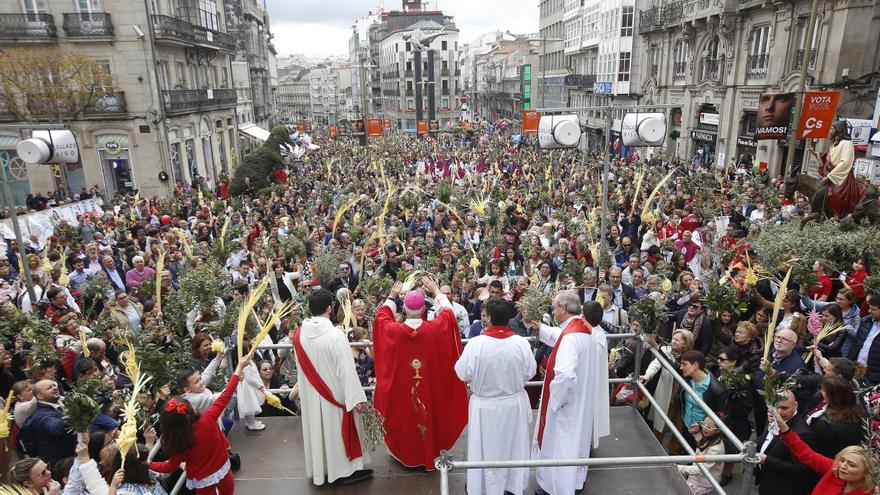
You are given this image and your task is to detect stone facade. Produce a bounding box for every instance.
[0,0,274,202]
[637,0,880,176]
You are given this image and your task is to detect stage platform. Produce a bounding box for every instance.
[230,406,692,494]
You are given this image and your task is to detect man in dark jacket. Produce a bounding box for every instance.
[847,296,880,385]
[755,389,818,495]
[20,380,76,465]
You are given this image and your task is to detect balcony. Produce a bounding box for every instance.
[701,58,723,83]
[383,89,400,97]
[673,62,687,80]
[62,13,113,38]
[151,15,235,52]
[83,92,126,116]
[746,53,768,77]
[404,70,413,78]
[162,88,237,115]
[440,68,450,76]
[564,74,597,88]
[0,14,57,40]
[793,48,817,71]
[638,7,663,33]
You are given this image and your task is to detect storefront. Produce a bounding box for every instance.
[736,111,758,165]
[0,135,30,206]
[96,133,135,195]
[692,105,719,166]
[736,136,758,165]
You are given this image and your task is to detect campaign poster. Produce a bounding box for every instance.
[756,92,795,140]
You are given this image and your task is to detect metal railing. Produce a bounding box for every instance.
[746,53,769,76]
[428,332,755,495]
[162,88,237,115]
[151,14,235,52]
[83,91,127,115]
[164,331,755,495]
[62,12,113,37]
[0,13,57,39]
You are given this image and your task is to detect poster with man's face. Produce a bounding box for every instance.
[756,92,795,140]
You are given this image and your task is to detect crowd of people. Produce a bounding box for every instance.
[0,118,877,495]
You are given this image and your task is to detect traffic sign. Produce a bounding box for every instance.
[797,90,840,139]
[594,82,613,95]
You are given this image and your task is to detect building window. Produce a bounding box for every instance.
[441,40,447,50]
[747,25,770,76]
[176,62,187,88]
[673,41,689,80]
[617,52,630,82]
[620,6,633,37]
[795,17,820,70]
[701,37,721,82]
[406,42,411,52]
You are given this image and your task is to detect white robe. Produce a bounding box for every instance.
[236,362,264,418]
[533,317,597,495]
[590,326,611,448]
[455,334,536,495]
[296,315,369,485]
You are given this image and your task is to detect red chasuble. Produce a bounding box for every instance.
[537,317,592,448]
[372,303,469,469]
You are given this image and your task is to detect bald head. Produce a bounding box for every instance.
[86,338,106,360]
[33,379,60,403]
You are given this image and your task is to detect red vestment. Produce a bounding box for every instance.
[820,151,865,218]
[372,303,468,469]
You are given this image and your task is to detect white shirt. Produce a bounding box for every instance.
[857,321,880,365]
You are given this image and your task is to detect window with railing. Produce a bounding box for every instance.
[701,37,721,81]
[673,40,689,80]
[794,17,820,71]
[747,25,770,76]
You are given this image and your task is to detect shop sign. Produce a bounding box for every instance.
[699,112,720,126]
[737,136,757,148]
[691,129,717,143]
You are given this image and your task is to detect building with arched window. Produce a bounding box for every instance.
[637,0,880,176]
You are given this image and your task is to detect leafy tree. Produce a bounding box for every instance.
[229,125,292,195]
[0,48,116,122]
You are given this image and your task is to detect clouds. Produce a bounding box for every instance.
[266,0,537,58]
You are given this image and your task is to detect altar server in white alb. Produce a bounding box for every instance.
[582,300,610,447]
[293,288,373,486]
[526,290,599,495]
[455,297,536,495]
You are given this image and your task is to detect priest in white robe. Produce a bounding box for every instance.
[526,290,597,495]
[455,297,536,495]
[293,288,372,486]
[583,300,611,447]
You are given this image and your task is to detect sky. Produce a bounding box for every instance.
[265,0,539,59]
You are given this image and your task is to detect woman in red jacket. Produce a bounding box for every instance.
[771,409,877,495]
[149,355,252,495]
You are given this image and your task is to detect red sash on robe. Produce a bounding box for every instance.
[372,304,468,469]
[482,325,515,339]
[293,328,363,461]
[537,317,592,449]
